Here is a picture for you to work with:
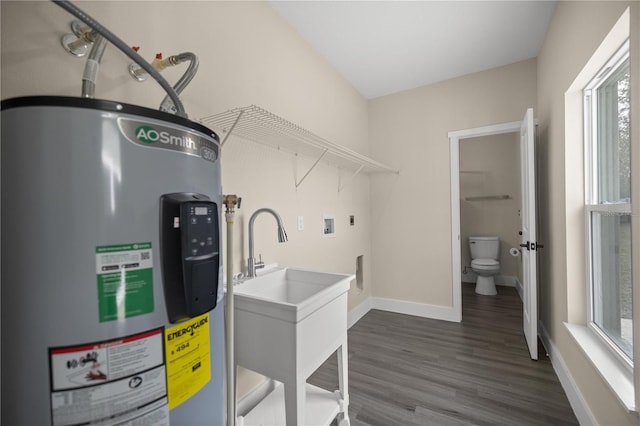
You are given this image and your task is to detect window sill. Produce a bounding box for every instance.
[564,322,636,413]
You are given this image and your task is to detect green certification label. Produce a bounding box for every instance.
[96,242,154,322]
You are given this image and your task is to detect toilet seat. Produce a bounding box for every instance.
[471,258,499,271]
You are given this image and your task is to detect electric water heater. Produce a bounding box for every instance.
[1,96,224,425]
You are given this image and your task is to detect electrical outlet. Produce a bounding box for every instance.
[297,215,304,231]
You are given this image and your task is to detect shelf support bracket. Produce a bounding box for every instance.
[338,164,365,192]
[295,149,328,188]
[220,110,244,147]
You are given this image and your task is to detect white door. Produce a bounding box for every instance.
[520,108,538,360]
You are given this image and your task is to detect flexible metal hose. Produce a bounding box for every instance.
[81,35,107,98]
[160,52,199,114]
[52,0,188,117]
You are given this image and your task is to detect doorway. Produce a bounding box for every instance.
[459,133,522,297]
[449,120,523,321]
[449,110,539,360]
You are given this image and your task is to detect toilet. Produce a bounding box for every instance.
[469,236,500,295]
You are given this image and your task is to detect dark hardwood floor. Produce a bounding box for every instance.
[309,284,579,426]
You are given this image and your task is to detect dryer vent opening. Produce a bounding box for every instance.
[356,255,364,292]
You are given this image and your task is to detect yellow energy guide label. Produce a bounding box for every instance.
[164,313,211,409]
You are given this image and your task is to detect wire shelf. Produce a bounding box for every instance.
[200,105,399,175]
[464,195,512,201]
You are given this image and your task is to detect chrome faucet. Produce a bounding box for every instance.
[247,208,288,277]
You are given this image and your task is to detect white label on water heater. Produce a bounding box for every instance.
[49,328,169,426]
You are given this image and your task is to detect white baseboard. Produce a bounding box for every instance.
[539,321,596,425]
[495,275,517,287]
[349,296,458,325]
[515,277,523,301]
[373,297,458,322]
[348,297,372,329]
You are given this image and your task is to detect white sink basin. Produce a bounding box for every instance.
[233,267,353,323]
[232,266,353,424]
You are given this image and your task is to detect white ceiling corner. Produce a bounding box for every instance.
[269,1,557,99]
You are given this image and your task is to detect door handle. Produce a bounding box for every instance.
[520,241,544,251]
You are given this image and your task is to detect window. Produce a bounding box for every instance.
[584,40,633,365]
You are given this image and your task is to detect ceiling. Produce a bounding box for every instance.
[269,1,557,99]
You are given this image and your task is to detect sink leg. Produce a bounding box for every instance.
[337,338,349,423]
[338,416,351,426]
[284,378,305,426]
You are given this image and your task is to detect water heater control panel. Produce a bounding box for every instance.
[160,193,220,323]
[185,204,216,258]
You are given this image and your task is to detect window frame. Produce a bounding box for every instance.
[583,39,633,370]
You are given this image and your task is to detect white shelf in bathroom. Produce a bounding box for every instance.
[464,194,511,201]
[200,105,399,189]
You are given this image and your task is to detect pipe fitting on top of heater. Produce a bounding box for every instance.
[52,0,187,117]
[128,51,199,115]
[61,26,99,57]
[129,52,165,81]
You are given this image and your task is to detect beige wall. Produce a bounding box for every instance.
[369,59,536,307]
[1,0,373,400]
[4,1,640,422]
[460,133,521,281]
[537,2,639,424]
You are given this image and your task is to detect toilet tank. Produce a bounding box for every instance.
[469,236,500,259]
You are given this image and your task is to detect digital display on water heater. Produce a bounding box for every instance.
[195,207,208,216]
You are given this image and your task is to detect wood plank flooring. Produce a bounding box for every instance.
[308,284,578,426]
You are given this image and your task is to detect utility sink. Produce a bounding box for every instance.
[233,266,353,425]
[233,267,353,323]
